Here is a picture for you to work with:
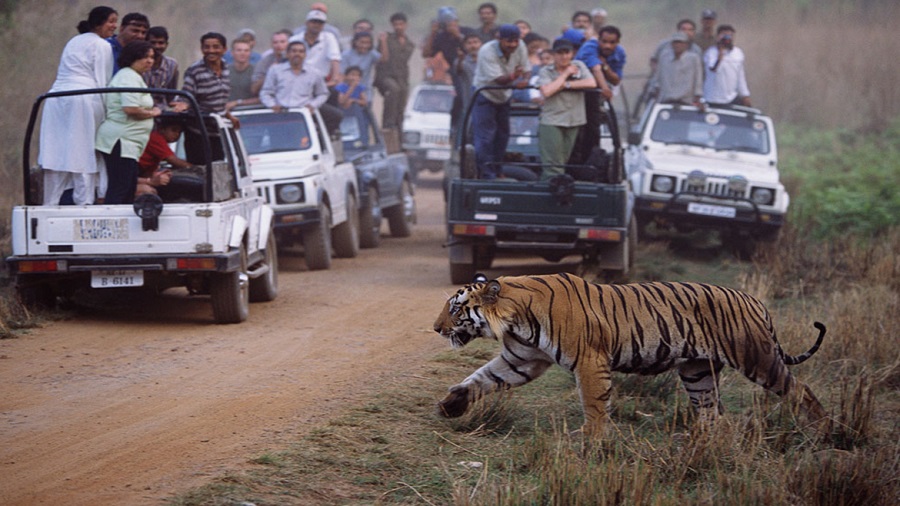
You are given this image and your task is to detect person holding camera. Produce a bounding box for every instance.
[703,24,750,107]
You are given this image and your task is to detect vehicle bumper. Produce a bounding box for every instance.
[635,193,785,233]
[6,250,242,277]
[272,206,321,230]
[404,147,450,172]
[447,222,626,251]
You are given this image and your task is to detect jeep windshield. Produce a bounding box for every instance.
[413,89,454,114]
[239,112,312,154]
[650,109,770,154]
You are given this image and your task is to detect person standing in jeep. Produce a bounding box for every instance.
[470,24,529,180]
[703,24,751,107]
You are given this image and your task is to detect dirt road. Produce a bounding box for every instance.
[0,173,467,505]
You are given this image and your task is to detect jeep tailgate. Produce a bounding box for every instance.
[13,205,212,256]
[447,179,627,228]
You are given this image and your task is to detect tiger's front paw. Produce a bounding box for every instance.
[437,385,470,418]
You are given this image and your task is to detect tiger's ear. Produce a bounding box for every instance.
[481,280,501,305]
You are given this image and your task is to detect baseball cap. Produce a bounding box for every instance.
[551,38,575,52]
[437,6,458,24]
[559,28,585,46]
[306,9,327,22]
[310,2,328,13]
[671,32,689,43]
[702,9,717,19]
[497,24,520,40]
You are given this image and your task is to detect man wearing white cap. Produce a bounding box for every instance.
[590,7,607,38]
[290,9,342,87]
[293,2,345,50]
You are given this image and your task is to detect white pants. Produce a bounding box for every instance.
[43,170,97,205]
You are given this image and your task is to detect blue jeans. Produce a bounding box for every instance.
[471,95,510,179]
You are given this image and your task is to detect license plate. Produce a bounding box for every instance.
[426,149,450,160]
[74,218,130,241]
[91,270,144,288]
[687,202,737,218]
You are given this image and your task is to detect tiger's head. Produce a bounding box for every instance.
[433,276,501,349]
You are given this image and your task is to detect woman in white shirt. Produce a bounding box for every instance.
[40,6,118,205]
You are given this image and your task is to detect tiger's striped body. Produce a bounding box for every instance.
[433,273,828,437]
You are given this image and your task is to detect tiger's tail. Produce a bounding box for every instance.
[783,321,827,366]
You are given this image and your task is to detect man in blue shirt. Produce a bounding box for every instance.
[571,25,626,164]
[107,13,149,73]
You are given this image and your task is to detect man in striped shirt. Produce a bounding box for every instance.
[181,32,239,126]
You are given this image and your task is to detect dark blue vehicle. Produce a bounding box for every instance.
[340,106,416,248]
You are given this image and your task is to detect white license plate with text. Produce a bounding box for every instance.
[426,149,450,160]
[91,270,144,288]
[687,202,737,218]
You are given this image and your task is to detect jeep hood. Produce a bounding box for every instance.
[643,150,781,184]
[404,111,450,131]
[248,152,322,181]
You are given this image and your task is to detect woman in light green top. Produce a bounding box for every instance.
[96,40,161,204]
[536,38,596,180]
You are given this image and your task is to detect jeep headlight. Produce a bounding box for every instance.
[402,131,421,146]
[277,184,304,204]
[750,187,775,206]
[651,175,676,194]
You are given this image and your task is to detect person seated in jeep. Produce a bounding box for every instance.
[135,117,193,197]
[259,40,342,134]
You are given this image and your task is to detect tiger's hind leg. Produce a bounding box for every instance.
[678,359,725,427]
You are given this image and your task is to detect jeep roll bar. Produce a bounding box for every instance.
[23,88,213,204]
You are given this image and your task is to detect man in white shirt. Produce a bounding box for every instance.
[471,24,529,179]
[290,9,341,86]
[703,24,751,107]
[292,2,345,51]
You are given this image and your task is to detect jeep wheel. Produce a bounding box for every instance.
[333,194,360,258]
[303,203,333,270]
[211,245,250,324]
[387,179,415,238]
[249,227,279,302]
[16,276,56,310]
[359,186,382,249]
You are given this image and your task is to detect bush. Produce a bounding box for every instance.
[779,120,900,239]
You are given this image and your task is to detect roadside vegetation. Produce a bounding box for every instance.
[167,122,900,504]
[0,1,897,503]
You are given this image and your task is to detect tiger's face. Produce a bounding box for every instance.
[434,282,495,348]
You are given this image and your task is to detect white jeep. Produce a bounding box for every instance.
[401,83,454,176]
[6,89,278,324]
[233,106,359,270]
[626,103,788,244]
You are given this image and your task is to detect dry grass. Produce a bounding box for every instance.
[169,230,900,505]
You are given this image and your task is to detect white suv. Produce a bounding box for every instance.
[626,103,787,242]
[402,83,454,175]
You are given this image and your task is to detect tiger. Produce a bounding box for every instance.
[433,272,829,438]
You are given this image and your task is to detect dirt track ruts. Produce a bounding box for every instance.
[0,173,460,505]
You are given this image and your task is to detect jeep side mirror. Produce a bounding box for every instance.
[627,131,642,146]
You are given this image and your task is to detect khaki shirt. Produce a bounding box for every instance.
[473,40,529,104]
[537,60,591,127]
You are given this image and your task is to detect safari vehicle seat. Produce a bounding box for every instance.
[566,147,610,183]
